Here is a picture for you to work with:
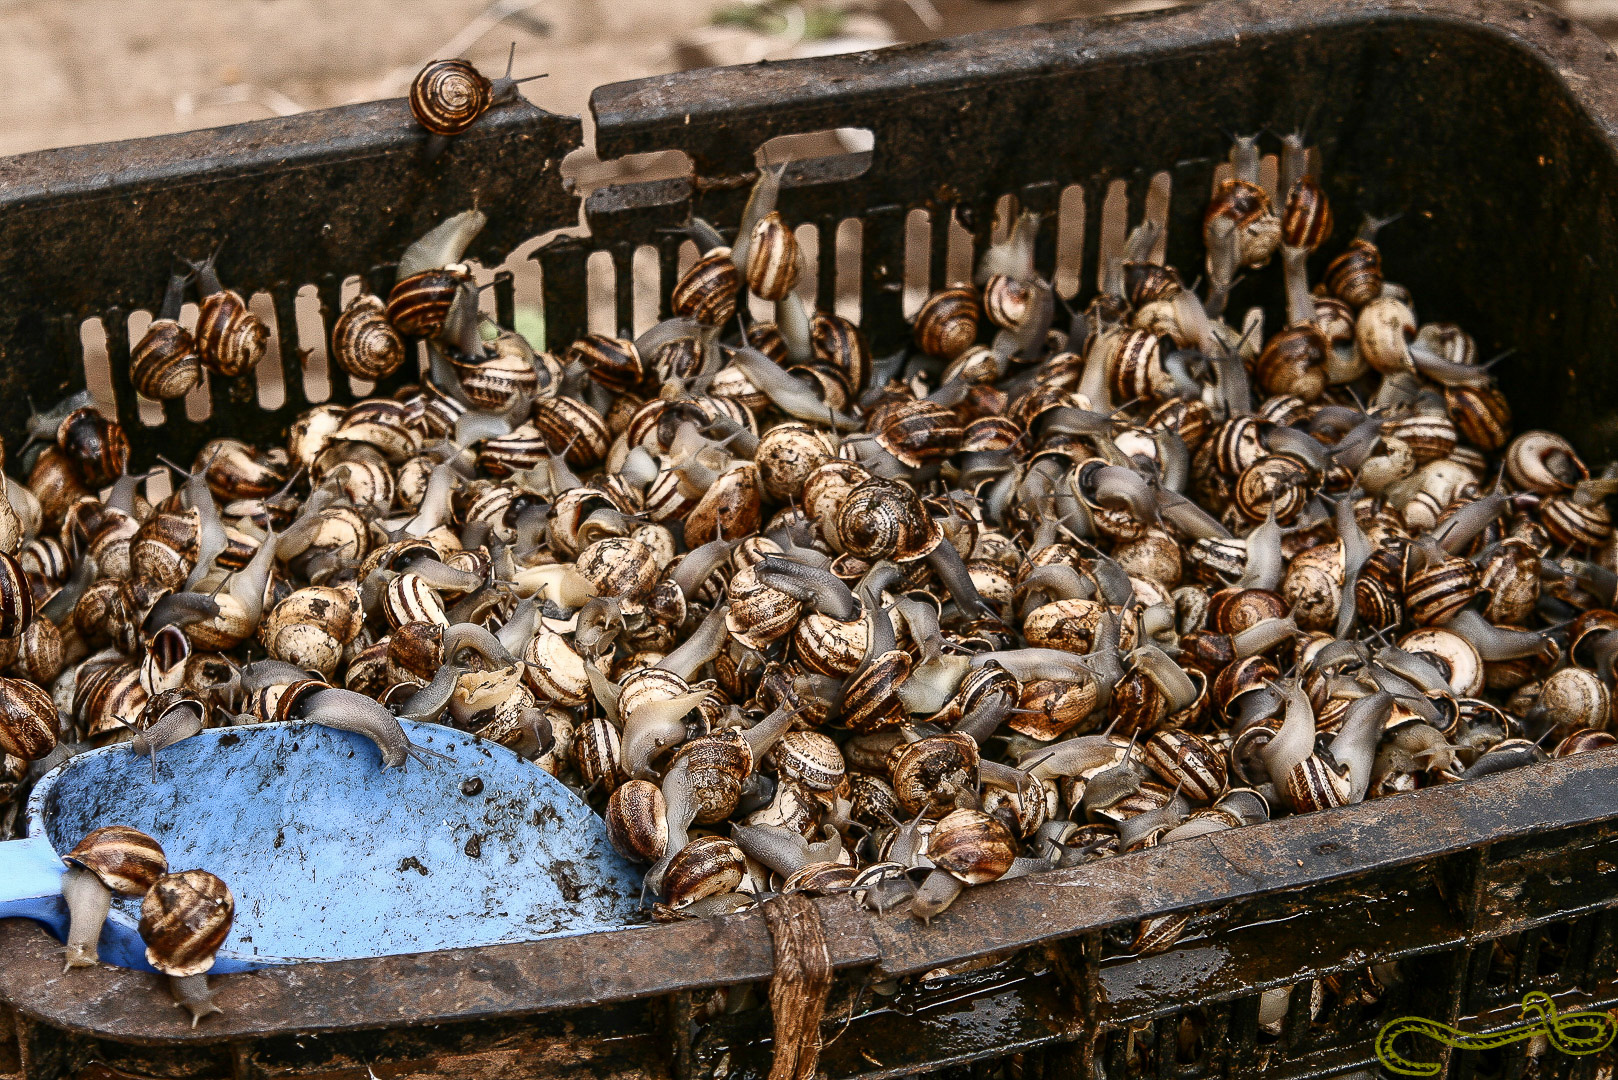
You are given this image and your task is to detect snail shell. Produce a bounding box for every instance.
[928,808,1016,885]
[139,869,234,978]
[0,674,57,761]
[606,779,667,863]
[386,267,473,341]
[662,836,747,909]
[57,408,131,491]
[1324,239,1383,309]
[410,58,492,136]
[196,290,270,378]
[130,319,203,401]
[64,826,168,895]
[891,733,979,818]
[745,212,800,301]
[331,295,406,380]
[671,248,740,326]
[913,286,981,359]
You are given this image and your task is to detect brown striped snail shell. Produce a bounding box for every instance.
[0,551,33,641]
[672,731,752,824]
[683,461,763,548]
[1013,677,1101,741]
[576,536,660,606]
[755,423,839,503]
[871,399,962,469]
[1324,238,1383,309]
[1542,492,1613,549]
[386,266,473,340]
[1404,551,1480,626]
[1281,177,1333,251]
[662,836,748,909]
[196,288,269,378]
[671,248,740,326]
[139,869,234,978]
[130,319,203,401]
[331,294,407,380]
[531,396,611,469]
[913,285,981,359]
[410,58,492,137]
[569,334,644,395]
[725,565,803,650]
[64,826,169,896]
[606,779,667,863]
[773,730,846,792]
[1282,754,1351,813]
[574,715,627,792]
[983,274,1033,330]
[1109,327,1172,404]
[745,211,800,301]
[1142,729,1228,803]
[1233,453,1313,525]
[1445,385,1512,453]
[842,650,914,733]
[1255,325,1328,403]
[0,674,56,760]
[836,479,942,563]
[811,311,871,394]
[453,348,540,412]
[1505,431,1585,495]
[925,807,1016,883]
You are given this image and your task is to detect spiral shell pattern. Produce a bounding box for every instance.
[332,294,406,379]
[409,59,492,136]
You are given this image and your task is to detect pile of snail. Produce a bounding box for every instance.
[4,124,1618,1024]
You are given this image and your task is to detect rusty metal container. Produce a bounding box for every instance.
[4,0,1618,1076]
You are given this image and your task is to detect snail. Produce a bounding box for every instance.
[295,687,455,770]
[59,826,168,970]
[188,246,269,378]
[130,268,203,400]
[138,869,234,1026]
[409,46,547,158]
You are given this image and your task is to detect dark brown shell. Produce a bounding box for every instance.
[1207,588,1288,636]
[606,779,667,862]
[409,58,492,136]
[1446,385,1512,453]
[386,267,473,340]
[672,732,752,824]
[1324,239,1383,308]
[569,334,644,395]
[64,826,168,895]
[913,286,981,359]
[1205,178,1280,267]
[683,462,763,548]
[836,479,941,562]
[811,311,871,394]
[57,407,131,490]
[130,319,203,400]
[671,248,740,326]
[842,650,914,733]
[1013,677,1102,741]
[0,551,33,641]
[871,399,962,469]
[196,290,269,378]
[1234,453,1312,524]
[1404,552,1481,625]
[331,294,406,380]
[139,869,235,977]
[0,674,56,761]
[531,397,611,469]
[1142,730,1228,803]
[1255,325,1328,403]
[1281,178,1334,251]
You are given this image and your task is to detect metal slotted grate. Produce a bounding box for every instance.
[6,2,1618,1079]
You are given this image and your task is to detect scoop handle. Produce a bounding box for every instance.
[0,834,65,921]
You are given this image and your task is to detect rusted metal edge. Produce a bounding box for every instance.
[588,0,1618,176]
[1,752,1614,1043]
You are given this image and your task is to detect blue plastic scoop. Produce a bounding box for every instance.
[0,720,643,973]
